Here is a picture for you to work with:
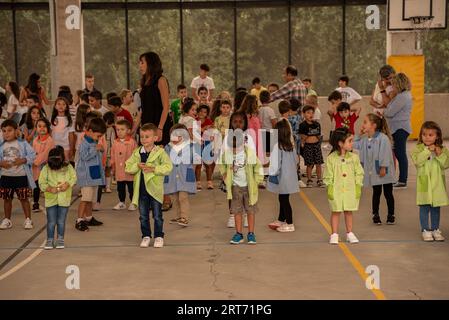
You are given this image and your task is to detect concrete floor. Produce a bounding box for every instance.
[0,141,449,300]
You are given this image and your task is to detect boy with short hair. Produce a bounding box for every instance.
[125,123,173,248]
[250,77,267,104]
[88,90,108,116]
[107,96,133,127]
[299,105,324,188]
[336,75,362,106]
[190,64,215,101]
[196,86,210,106]
[214,100,232,139]
[302,78,318,97]
[0,120,36,230]
[171,85,188,124]
[75,117,107,232]
[120,89,140,136]
[328,101,361,134]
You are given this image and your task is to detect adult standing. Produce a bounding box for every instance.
[19,73,49,110]
[370,65,396,115]
[383,73,413,189]
[139,51,172,146]
[270,65,307,107]
[82,74,99,94]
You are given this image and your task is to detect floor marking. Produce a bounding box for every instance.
[300,191,387,300]
[0,196,80,281]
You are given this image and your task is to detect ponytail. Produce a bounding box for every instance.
[366,113,393,144]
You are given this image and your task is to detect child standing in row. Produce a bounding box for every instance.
[111,119,137,211]
[32,118,55,212]
[171,85,188,125]
[354,114,396,225]
[267,119,299,232]
[23,105,44,144]
[40,146,77,249]
[299,105,324,187]
[0,120,36,230]
[165,124,199,227]
[411,121,449,242]
[219,111,263,245]
[324,127,364,244]
[196,104,215,190]
[214,99,232,139]
[103,111,116,193]
[51,97,75,162]
[75,118,107,232]
[125,123,173,248]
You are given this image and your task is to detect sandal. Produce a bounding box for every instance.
[162,202,173,212]
[197,182,203,190]
[177,217,189,227]
[207,181,214,190]
[169,217,181,224]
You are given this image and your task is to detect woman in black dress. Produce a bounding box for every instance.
[139,52,172,146]
[139,52,173,210]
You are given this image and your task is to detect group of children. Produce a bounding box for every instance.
[0,69,448,250]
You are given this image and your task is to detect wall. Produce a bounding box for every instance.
[317,93,449,140]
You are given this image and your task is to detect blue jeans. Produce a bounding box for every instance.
[46,205,69,240]
[392,129,409,184]
[139,191,164,238]
[419,205,440,231]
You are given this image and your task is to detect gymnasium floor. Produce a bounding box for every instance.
[0,141,448,300]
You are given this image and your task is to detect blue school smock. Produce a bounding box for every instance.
[267,147,299,194]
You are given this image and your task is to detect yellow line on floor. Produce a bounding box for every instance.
[0,240,45,282]
[299,191,387,300]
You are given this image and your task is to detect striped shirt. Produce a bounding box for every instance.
[270,79,307,107]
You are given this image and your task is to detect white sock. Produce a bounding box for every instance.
[85,216,92,221]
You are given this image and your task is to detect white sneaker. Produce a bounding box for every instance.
[268,220,285,230]
[346,232,359,244]
[432,229,445,242]
[299,180,307,188]
[0,218,12,230]
[153,237,164,248]
[24,218,33,230]
[329,233,339,244]
[128,204,138,211]
[243,214,248,228]
[113,202,126,210]
[227,214,235,228]
[422,230,434,242]
[93,202,100,211]
[276,224,295,232]
[140,237,151,248]
[105,188,112,193]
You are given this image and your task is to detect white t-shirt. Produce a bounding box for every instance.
[336,87,362,105]
[179,115,196,130]
[258,106,276,130]
[190,76,215,93]
[232,149,247,187]
[1,140,26,176]
[313,107,322,122]
[372,83,394,115]
[6,95,20,114]
[51,116,75,150]
[93,105,109,116]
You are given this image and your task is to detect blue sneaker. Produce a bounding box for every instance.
[247,232,257,245]
[230,233,244,245]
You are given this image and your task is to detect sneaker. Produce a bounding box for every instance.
[0,218,12,230]
[386,215,396,225]
[162,202,172,212]
[140,236,151,248]
[24,218,33,230]
[276,224,295,232]
[432,229,445,242]
[105,187,112,193]
[372,214,382,225]
[169,217,181,224]
[128,204,138,211]
[299,180,307,188]
[219,181,227,193]
[243,214,248,228]
[329,233,339,245]
[113,202,127,210]
[92,202,100,211]
[55,239,65,249]
[316,180,325,188]
[207,181,214,190]
[75,220,89,232]
[44,240,54,250]
[153,237,164,248]
[393,182,407,189]
[86,217,103,226]
[306,179,313,188]
[422,230,434,242]
[230,233,244,245]
[268,220,285,230]
[346,232,359,244]
[247,232,257,244]
[177,218,189,227]
[227,214,235,228]
[32,203,41,212]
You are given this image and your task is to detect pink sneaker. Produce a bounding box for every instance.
[268,220,285,230]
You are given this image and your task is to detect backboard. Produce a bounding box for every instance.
[388,0,447,31]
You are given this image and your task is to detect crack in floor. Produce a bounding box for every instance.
[408,289,422,300]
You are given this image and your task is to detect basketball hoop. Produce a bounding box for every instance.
[409,15,434,50]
